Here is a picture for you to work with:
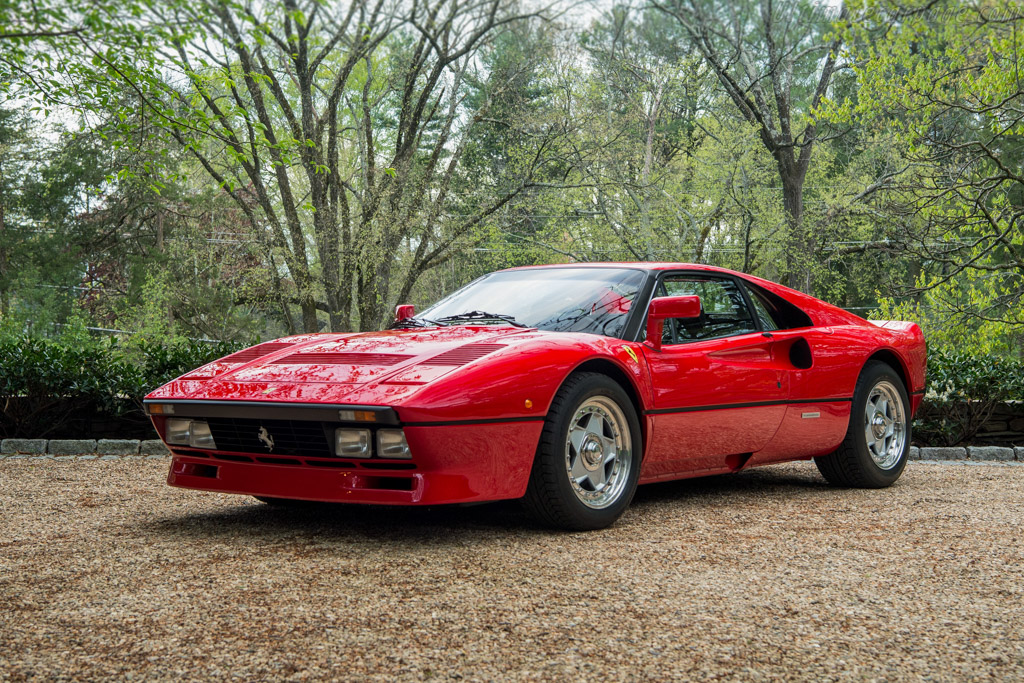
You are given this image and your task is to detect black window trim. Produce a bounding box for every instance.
[639,270,766,345]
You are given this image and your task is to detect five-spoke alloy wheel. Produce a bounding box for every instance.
[523,372,642,530]
[815,361,911,488]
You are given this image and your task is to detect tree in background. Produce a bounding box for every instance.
[831,0,1024,354]
[103,0,564,331]
[652,0,846,292]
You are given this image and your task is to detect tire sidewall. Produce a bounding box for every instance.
[545,375,643,529]
[850,362,911,486]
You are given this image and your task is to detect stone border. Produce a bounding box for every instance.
[2,440,1023,461]
[908,446,1024,461]
[1,439,168,457]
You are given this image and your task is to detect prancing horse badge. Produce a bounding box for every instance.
[257,426,275,451]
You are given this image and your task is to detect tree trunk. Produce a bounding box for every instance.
[780,165,812,293]
[0,158,6,317]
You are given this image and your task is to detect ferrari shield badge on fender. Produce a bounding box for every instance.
[621,346,639,363]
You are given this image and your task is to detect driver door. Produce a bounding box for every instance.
[641,273,788,477]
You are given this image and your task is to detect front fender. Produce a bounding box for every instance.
[393,335,652,424]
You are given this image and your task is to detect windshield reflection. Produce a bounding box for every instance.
[419,267,647,338]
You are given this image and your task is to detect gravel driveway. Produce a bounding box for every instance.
[1,458,1022,681]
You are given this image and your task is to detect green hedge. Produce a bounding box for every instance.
[0,335,247,439]
[2,336,1021,444]
[915,351,1024,446]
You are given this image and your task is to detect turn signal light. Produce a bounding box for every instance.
[338,410,378,422]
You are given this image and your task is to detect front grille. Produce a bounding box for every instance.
[205,417,333,458]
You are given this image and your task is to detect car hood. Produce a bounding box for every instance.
[146,325,548,404]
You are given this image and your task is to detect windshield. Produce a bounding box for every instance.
[418,267,647,338]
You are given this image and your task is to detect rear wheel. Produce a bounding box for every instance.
[522,373,642,530]
[815,361,910,488]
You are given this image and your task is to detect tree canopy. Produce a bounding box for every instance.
[0,0,1020,354]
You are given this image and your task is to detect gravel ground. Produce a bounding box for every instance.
[1,459,1022,682]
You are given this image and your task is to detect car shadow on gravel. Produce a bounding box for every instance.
[631,462,830,507]
[138,464,830,543]
[141,497,543,546]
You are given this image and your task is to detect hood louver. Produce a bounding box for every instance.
[421,344,507,366]
[222,342,293,363]
[272,352,414,366]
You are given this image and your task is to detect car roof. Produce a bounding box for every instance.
[501,261,869,327]
[502,262,736,274]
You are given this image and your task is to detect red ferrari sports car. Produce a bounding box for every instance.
[146,263,926,530]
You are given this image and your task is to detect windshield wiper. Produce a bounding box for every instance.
[389,317,443,329]
[435,310,528,327]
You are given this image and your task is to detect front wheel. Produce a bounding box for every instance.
[815,361,910,488]
[522,373,642,530]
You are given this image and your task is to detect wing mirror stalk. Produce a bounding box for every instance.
[644,295,702,352]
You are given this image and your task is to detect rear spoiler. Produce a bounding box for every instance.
[868,320,919,332]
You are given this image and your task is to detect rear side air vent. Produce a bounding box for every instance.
[422,344,507,366]
[272,352,414,366]
[222,342,293,363]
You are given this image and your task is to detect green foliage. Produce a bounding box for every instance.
[2,0,1024,353]
[915,350,1024,446]
[0,331,246,438]
[827,0,1024,346]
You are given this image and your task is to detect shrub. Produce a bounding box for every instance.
[914,350,1024,446]
[0,335,247,439]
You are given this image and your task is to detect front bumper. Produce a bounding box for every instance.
[165,421,544,505]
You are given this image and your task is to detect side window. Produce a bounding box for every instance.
[659,275,757,343]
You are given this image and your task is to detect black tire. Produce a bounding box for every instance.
[815,360,910,488]
[522,372,642,531]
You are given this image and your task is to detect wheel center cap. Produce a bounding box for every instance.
[581,437,603,469]
[872,413,887,438]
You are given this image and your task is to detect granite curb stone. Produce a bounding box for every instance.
[1,439,48,454]
[919,447,967,461]
[47,440,97,455]
[97,439,140,456]
[139,440,170,456]
[967,446,1015,461]
[909,446,920,460]
[1016,447,1024,462]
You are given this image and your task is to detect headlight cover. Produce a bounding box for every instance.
[164,418,217,449]
[335,428,371,458]
[166,418,192,445]
[376,429,411,459]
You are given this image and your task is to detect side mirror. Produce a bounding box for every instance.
[644,295,702,351]
[395,304,415,322]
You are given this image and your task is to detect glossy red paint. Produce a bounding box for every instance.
[166,420,543,504]
[148,262,927,508]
